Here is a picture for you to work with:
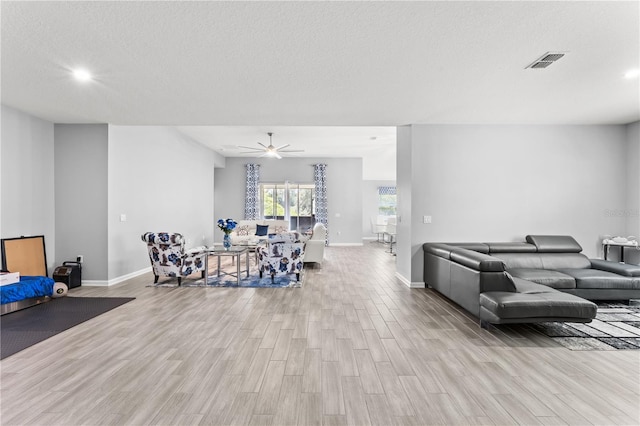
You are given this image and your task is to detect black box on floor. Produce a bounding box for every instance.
[53,261,82,288]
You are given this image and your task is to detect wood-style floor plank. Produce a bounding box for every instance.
[0,243,638,425]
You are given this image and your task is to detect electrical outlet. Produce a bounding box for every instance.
[423,215,432,224]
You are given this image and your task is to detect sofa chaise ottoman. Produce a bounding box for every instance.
[479,276,597,326]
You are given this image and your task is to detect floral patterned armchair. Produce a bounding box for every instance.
[257,233,305,282]
[141,232,207,286]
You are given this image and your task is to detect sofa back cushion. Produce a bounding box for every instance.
[487,242,536,253]
[235,221,258,236]
[539,253,591,269]
[525,235,582,253]
[234,220,290,237]
[264,220,289,234]
[493,253,543,269]
[450,243,490,254]
[493,252,591,270]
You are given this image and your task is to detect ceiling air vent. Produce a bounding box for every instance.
[526,52,565,69]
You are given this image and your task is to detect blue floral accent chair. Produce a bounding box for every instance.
[141,232,207,286]
[257,233,305,282]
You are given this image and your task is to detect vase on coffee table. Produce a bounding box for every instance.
[217,218,237,251]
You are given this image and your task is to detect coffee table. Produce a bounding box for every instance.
[205,247,250,285]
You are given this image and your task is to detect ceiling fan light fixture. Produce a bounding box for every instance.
[237,132,303,159]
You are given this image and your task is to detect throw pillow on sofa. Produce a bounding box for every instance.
[255,224,269,236]
[236,225,250,236]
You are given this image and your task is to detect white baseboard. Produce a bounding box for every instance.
[82,266,151,287]
[329,243,364,247]
[395,272,425,288]
[81,281,109,287]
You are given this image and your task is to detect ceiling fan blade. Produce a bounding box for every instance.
[257,142,269,149]
[275,144,290,151]
[238,145,263,151]
[278,149,305,153]
[274,152,282,159]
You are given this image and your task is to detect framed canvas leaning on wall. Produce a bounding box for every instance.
[1,235,48,276]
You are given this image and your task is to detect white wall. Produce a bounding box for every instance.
[397,124,629,283]
[214,157,363,245]
[54,124,109,281]
[362,179,396,238]
[1,105,55,274]
[396,125,413,283]
[625,121,640,265]
[363,144,396,181]
[107,126,218,281]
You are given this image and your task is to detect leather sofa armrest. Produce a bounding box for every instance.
[422,243,458,260]
[450,249,505,272]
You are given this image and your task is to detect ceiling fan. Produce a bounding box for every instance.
[238,132,304,159]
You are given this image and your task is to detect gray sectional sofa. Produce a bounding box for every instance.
[423,235,640,327]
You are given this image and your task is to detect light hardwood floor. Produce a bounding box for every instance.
[1,243,639,425]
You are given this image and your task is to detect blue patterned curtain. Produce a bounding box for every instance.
[244,164,261,220]
[378,186,397,195]
[314,164,328,245]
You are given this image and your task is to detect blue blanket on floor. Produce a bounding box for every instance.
[1,276,54,304]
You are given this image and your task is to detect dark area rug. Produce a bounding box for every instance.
[1,296,135,359]
[529,302,640,350]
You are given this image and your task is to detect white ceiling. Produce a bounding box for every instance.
[176,125,397,180]
[2,1,639,179]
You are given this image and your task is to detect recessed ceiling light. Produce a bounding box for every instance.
[72,68,92,82]
[624,69,640,79]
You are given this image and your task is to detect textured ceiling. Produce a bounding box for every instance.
[2,1,639,179]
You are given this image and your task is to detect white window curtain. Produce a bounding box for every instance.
[244,164,261,220]
[314,164,328,245]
